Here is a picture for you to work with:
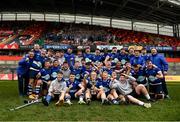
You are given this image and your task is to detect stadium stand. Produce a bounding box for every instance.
[0,22,179,47]
[0,29,14,44]
[0,22,46,45]
[39,22,180,46]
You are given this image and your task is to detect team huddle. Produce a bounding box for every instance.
[17,44,170,108]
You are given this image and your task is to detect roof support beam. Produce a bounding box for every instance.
[136,0,164,19]
[151,14,176,24]
[129,0,180,16]
[111,0,129,17]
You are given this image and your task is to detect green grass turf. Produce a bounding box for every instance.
[0,81,180,121]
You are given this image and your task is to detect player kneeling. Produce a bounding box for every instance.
[32,60,52,99]
[65,73,85,105]
[145,60,164,100]
[42,71,66,106]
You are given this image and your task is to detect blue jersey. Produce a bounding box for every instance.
[51,66,61,81]
[64,53,75,66]
[145,67,162,85]
[102,67,113,76]
[81,66,86,72]
[130,56,145,67]
[39,56,46,67]
[82,67,93,77]
[83,53,94,61]
[17,57,33,75]
[40,68,51,81]
[93,54,103,62]
[102,53,108,61]
[118,53,128,63]
[141,54,150,62]
[66,80,81,94]
[128,54,135,61]
[131,68,147,84]
[107,53,119,59]
[96,78,111,93]
[70,66,82,82]
[30,56,43,72]
[34,50,41,57]
[149,54,168,72]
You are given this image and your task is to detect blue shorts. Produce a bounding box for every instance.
[87,83,92,89]
[128,90,139,98]
[105,91,110,96]
[42,81,48,90]
[149,84,163,94]
[53,94,62,100]
[29,70,39,79]
[69,92,76,99]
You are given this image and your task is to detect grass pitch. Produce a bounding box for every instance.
[0,81,180,121]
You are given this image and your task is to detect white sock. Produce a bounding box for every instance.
[138,101,144,106]
[67,99,70,103]
[79,96,83,101]
[102,98,105,103]
[145,94,150,100]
